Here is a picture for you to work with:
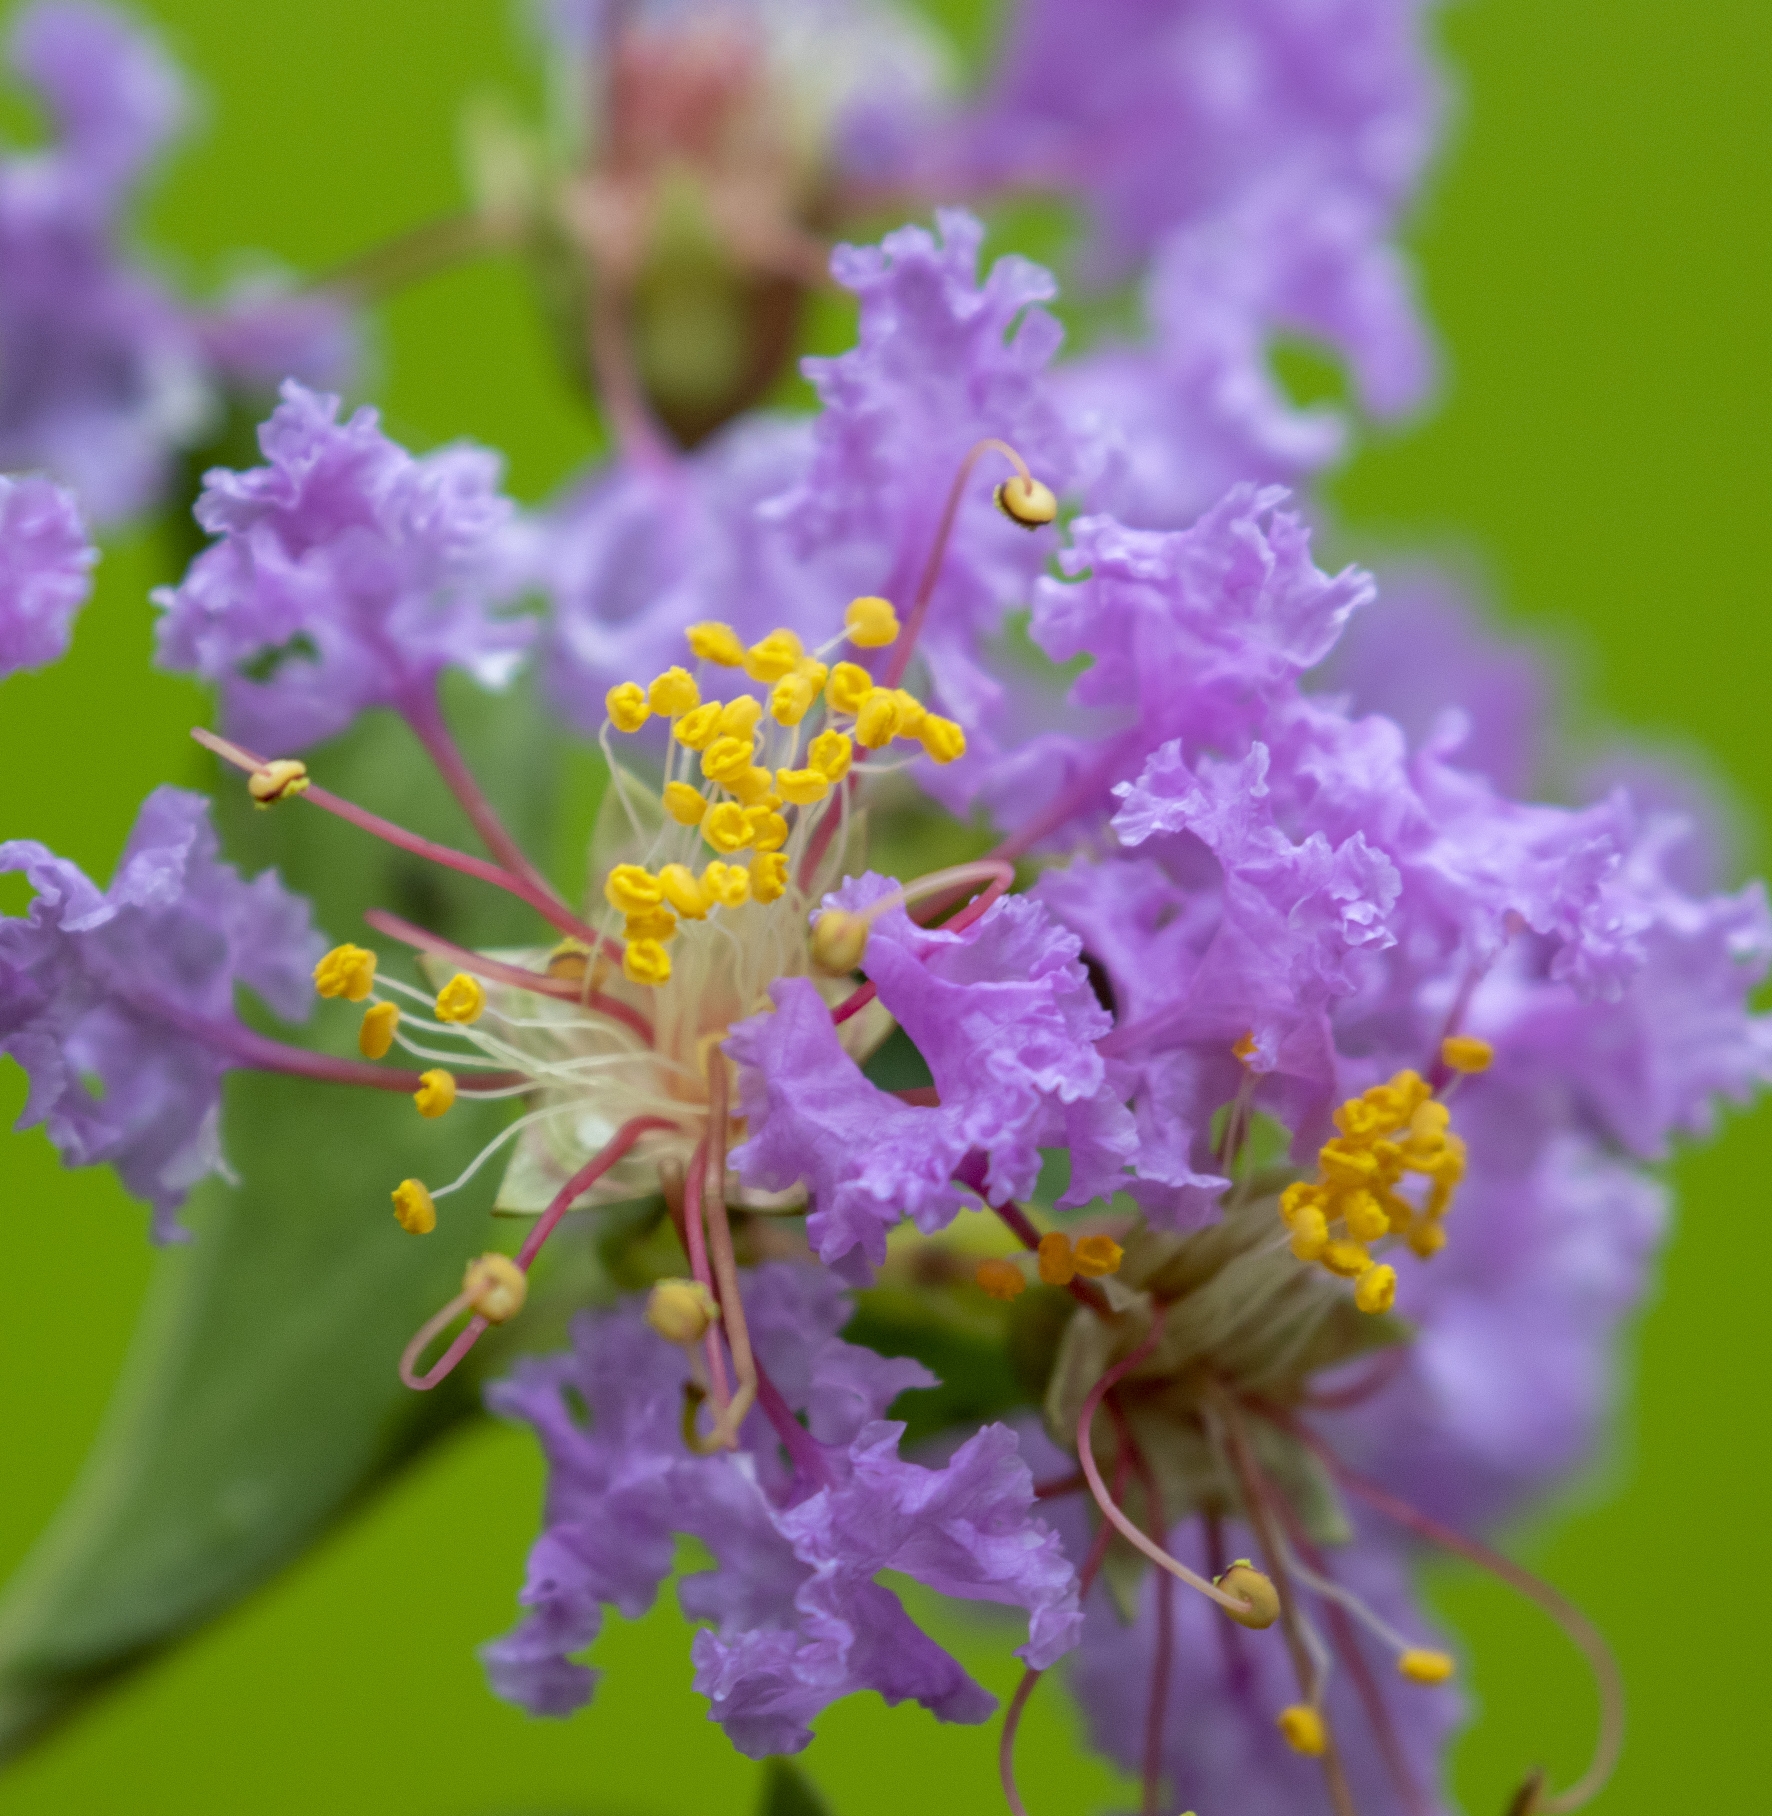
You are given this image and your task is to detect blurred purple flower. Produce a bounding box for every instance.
[0,473,95,677]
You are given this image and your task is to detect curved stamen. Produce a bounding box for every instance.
[1286,1417,1624,1814]
[1077,1308,1259,1619]
[399,1114,678,1392]
[401,684,571,912]
[885,438,1046,690]
[1105,1400,1174,1816]
[364,907,654,1044]
[698,1054,758,1450]
[193,727,609,951]
[681,1136,733,1427]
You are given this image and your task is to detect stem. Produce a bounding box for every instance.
[753,1353,833,1492]
[1214,1390,1359,1816]
[311,211,499,302]
[682,1136,732,1415]
[193,727,607,949]
[403,686,570,911]
[699,1055,758,1449]
[400,1114,676,1393]
[587,276,674,472]
[363,907,650,1044]
[884,438,1036,690]
[1285,1419,1624,1815]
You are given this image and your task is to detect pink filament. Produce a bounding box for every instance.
[682,1136,732,1411]
[399,1114,677,1393]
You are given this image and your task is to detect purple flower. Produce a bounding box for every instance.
[0,473,95,678]
[0,1,209,523]
[727,877,1135,1269]
[153,382,532,751]
[0,786,321,1240]
[481,1263,1077,1754]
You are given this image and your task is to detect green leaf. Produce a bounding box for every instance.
[0,679,603,1759]
[757,1759,836,1816]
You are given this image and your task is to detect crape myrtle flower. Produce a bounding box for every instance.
[0,787,322,1240]
[154,381,533,761]
[0,473,96,678]
[0,2,360,526]
[482,1263,1078,1754]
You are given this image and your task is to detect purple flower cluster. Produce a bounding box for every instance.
[483,1264,1077,1757]
[0,787,320,1240]
[0,474,94,678]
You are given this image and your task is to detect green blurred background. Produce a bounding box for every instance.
[0,0,1767,1809]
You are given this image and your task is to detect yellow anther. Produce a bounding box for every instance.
[248,758,309,806]
[315,943,377,1002]
[742,628,804,683]
[854,687,901,749]
[434,973,486,1025]
[1279,1181,1322,1227]
[604,863,664,914]
[918,715,967,764]
[1233,1030,1258,1062]
[717,695,763,739]
[703,802,753,854]
[796,657,829,691]
[1442,1034,1494,1073]
[646,1277,720,1344]
[826,661,874,716]
[702,735,756,784]
[687,621,745,667]
[624,906,678,944]
[1216,1562,1281,1630]
[1276,1705,1328,1757]
[391,1178,435,1235]
[811,908,869,975]
[1398,1649,1456,1684]
[770,672,818,726]
[1341,1188,1389,1243]
[994,473,1059,528]
[359,1001,399,1059]
[701,861,751,909]
[750,851,789,904]
[1036,1231,1076,1286]
[844,595,900,647]
[605,681,651,732]
[464,1252,527,1323]
[808,729,854,782]
[659,863,710,920]
[546,938,592,981]
[1335,1096,1385,1140]
[1354,1262,1398,1314]
[776,766,831,806]
[415,1069,457,1118]
[1318,1138,1378,1187]
[746,809,789,853]
[1289,1205,1329,1261]
[674,701,724,750]
[663,780,709,826]
[1321,1237,1371,1279]
[622,937,672,986]
[727,765,776,806]
[1407,1220,1448,1259]
[890,690,927,739]
[975,1258,1027,1302]
[1073,1234,1124,1278]
[648,666,700,716]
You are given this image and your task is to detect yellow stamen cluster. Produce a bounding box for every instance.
[595,603,971,985]
[1278,1069,1468,1311]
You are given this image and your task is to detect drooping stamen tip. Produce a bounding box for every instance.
[435,972,487,1024]
[1215,1561,1281,1630]
[464,1252,526,1323]
[248,757,310,807]
[392,1177,436,1234]
[994,473,1058,529]
[1441,1033,1494,1073]
[1398,1647,1456,1684]
[646,1277,721,1344]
